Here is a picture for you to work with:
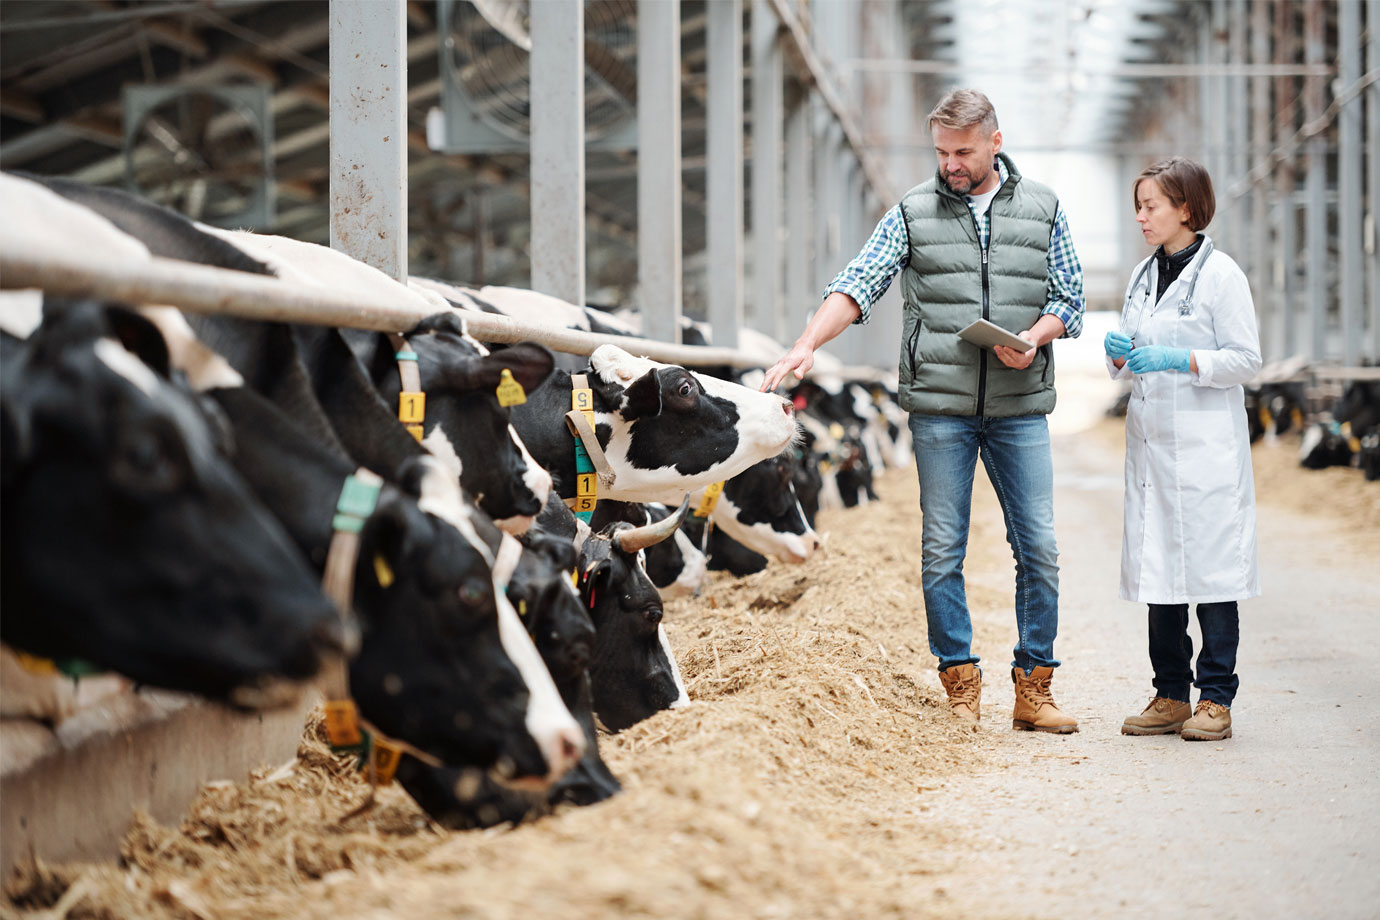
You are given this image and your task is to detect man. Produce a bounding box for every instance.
[762,89,1083,732]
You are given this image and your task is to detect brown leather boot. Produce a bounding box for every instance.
[1121,697,1192,735]
[938,663,981,723]
[1011,666,1078,733]
[1181,700,1232,741]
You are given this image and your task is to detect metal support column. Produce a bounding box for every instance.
[329,0,407,281]
[706,0,744,349]
[1276,0,1299,360]
[637,0,682,342]
[751,0,783,338]
[1338,0,1364,366]
[1304,0,1328,362]
[784,87,812,345]
[1370,0,1380,361]
[1228,0,1248,256]
[1249,0,1270,354]
[529,0,585,306]
[814,115,841,307]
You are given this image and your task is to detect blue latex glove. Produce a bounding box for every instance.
[1125,345,1192,374]
[1104,331,1132,360]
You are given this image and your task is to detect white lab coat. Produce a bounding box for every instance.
[1107,237,1262,604]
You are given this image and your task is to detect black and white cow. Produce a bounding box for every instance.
[511,345,800,505]
[17,174,557,532]
[679,513,771,577]
[575,499,694,731]
[0,301,345,706]
[687,454,822,564]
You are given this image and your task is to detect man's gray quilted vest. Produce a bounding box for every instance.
[897,153,1059,417]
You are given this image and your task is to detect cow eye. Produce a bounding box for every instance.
[643,607,662,627]
[111,422,187,495]
[677,380,693,398]
[458,578,490,608]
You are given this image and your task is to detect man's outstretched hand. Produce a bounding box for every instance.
[761,341,815,392]
[993,330,1037,370]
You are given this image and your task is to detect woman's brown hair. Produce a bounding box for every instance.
[1133,157,1215,231]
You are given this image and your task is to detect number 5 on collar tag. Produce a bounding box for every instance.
[496,368,527,407]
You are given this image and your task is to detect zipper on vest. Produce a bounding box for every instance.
[976,244,990,417]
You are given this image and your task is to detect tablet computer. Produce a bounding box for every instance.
[957,318,1034,352]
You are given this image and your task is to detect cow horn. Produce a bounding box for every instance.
[612,495,691,553]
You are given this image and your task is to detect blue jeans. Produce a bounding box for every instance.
[1147,601,1240,707]
[908,413,1061,674]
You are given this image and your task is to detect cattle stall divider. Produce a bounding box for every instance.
[0,245,887,381]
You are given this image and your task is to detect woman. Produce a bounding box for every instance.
[1104,157,1262,742]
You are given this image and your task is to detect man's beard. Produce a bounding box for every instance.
[943,163,991,195]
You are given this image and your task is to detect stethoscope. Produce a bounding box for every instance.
[1120,237,1214,344]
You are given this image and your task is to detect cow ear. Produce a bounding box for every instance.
[360,492,412,582]
[619,368,662,420]
[486,343,555,394]
[410,311,469,338]
[394,455,430,499]
[105,307,171,379]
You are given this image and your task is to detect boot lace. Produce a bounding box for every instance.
[1194,700,1226,719]
[1020,674,1056,709]
[948,673,980,706]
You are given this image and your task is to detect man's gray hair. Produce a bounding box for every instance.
[927,89,999,133]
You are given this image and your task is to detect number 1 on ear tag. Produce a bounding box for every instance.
[496,368,527,407]
[323,699,363,746]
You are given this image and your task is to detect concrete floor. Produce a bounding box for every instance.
[912,427,1380,920]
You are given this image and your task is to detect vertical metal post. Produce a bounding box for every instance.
[472,189,486,284]
[1370,0,1380,361]
[529,0,585,306]
[751,0,783,338]
[1229,0,1247,257]
[329,0,408,282]
[814,114,840,307]
[1276,0,1299,359]
[1305,0,1328,362]
[1250,0,1270,356]
[1198,6,1213,178]
[1211,0,1229,212]
[637,0,682,343]
[784,87,812,346]
[1338,0,1363,366]
[706,0,743,350]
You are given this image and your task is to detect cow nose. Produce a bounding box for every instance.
[781,398,794,418]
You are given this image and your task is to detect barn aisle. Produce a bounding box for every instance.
[901,422,1380,919]
[6,425,1377,920]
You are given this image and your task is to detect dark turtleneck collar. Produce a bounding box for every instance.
[1154,234,1204,301]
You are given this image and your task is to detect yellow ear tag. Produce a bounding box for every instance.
[14,652,58,676]
[323,699,363,747]
[570,569,579,588]
[373,554,395,589]
[370,737,404,785]
[829,422,845,440]
[496,368,527,407]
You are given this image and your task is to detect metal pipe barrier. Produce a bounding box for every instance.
[0,243,887,381]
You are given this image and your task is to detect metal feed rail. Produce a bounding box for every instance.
[0,243,885,381]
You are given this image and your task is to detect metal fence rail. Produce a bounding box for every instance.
[1,244,885,378]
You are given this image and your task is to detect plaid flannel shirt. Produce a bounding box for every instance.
[826,159,1084,337]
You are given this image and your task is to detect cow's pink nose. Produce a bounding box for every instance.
[781,400,794,418]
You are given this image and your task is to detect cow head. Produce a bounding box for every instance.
[358,458,585,786]
[405,313,555,533]
[582,345,798,503]
[578,497,693,731]
[707,454,822,564]
[0,302,345,705]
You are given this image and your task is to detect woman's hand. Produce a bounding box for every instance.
[993,330,1037,369]
[1125,345,1192,374]
[1104,331,1132,360]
